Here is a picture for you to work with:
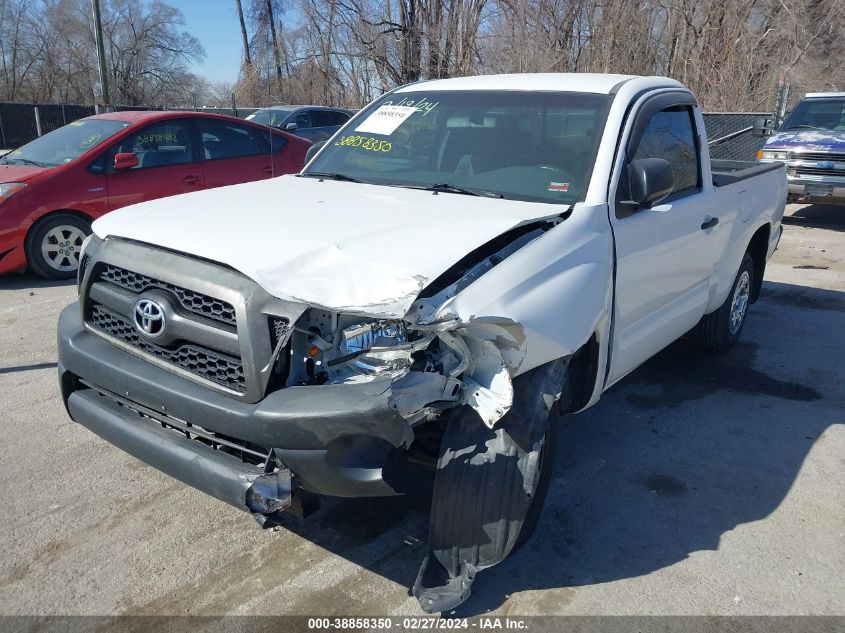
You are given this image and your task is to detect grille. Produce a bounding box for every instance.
[101,265,236,326]
[791,152,845,162]
[269,317,291,348]
[794,165,845,178]
[89,304,246,393]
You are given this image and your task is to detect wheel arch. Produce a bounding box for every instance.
[24,209,94,251]
[23,209,94,276]
[559,331,601,414]
[747,223,770,303]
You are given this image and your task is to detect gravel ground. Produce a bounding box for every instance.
[0,204,842,617]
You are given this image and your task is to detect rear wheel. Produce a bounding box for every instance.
[26,213,91,279]
[694,252,754,352]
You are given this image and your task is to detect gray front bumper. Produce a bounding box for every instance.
[787,176,845,202]
[67,388,292,520]
[59,304,413,499]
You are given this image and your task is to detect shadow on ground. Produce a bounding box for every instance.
[260,281,844,615]
[0,362,58,375]
[783,203,845,231]
[0,271,74,290]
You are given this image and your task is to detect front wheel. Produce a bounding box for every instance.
[25,213,91,279]
[694,252,754,352]
[413,361,566,613]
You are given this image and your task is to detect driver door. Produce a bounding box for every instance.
[606,97,720,385]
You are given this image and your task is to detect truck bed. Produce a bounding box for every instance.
[711,159,784,187]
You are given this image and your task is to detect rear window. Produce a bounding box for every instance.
[247,108,294,128]
[312,110,350,127]
[198,119,266,160]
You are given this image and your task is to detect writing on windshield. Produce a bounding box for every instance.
[305,90,611,204]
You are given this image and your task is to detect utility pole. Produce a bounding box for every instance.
[92,0,110,109]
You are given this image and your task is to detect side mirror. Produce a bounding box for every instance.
[284,122,299,131]
[114,152,139,170]
[627,158,674,208]
[752,117,774,137]
[304,140,326,165]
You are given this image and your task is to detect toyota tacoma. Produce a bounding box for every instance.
[58,73,786,612]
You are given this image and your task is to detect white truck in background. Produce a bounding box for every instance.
[58,73,786,612]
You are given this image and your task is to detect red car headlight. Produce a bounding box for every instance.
[0,182,26,202]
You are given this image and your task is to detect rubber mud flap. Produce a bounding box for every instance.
[413,360,567,613]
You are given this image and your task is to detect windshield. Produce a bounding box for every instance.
[1,119,129,167]
[782,98,845,132]
[247,108,294,127]
[304,90,612,204]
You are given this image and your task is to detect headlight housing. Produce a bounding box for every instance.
[760,150,789,161]
[0,182,26,202]
[341,320,408,354]
[340,320,416,376]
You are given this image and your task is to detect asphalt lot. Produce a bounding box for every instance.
[0,204,842,617]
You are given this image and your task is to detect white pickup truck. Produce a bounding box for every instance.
[58,73,786,612]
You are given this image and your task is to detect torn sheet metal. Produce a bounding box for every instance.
[429,319,528,428]
[459,332,518,428]
[245,469,293,527]
[389,371,462,422]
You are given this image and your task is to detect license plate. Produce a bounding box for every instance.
[805,184,833,197]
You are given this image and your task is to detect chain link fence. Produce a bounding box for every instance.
[2,102,770,162]
[0,102,96,148]
[702,112,771,161]
[0,102,260,149]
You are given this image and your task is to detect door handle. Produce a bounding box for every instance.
[701,217,719,230]
[263,165,273,175]
[183,175,201,185]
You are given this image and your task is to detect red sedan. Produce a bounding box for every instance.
[0,111,310,278]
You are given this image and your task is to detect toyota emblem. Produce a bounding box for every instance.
[134,298,165,338]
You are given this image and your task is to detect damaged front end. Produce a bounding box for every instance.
[272,217,571,612]
[63,204,609,613]
[283,310,527,429]
[281,218,561,431]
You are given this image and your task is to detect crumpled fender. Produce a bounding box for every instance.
[403,203,614,427]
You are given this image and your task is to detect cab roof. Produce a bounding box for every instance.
[83,110,248,124]
[397,73,681,95]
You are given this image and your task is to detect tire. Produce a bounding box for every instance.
[426,362,564,571]
[414,360,567,612]
[694,252,754,352]
[513,413,557,551]
[25,213,91,279]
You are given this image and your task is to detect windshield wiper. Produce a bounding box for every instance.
[302,172,366,183]
[788,124,831,131]
[420,183,505,199]
[2,156,47,167]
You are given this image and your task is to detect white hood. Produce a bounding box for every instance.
[93,175,558,318]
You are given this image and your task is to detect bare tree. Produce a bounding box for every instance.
[2,0,842,111]
[235,0,252,68]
